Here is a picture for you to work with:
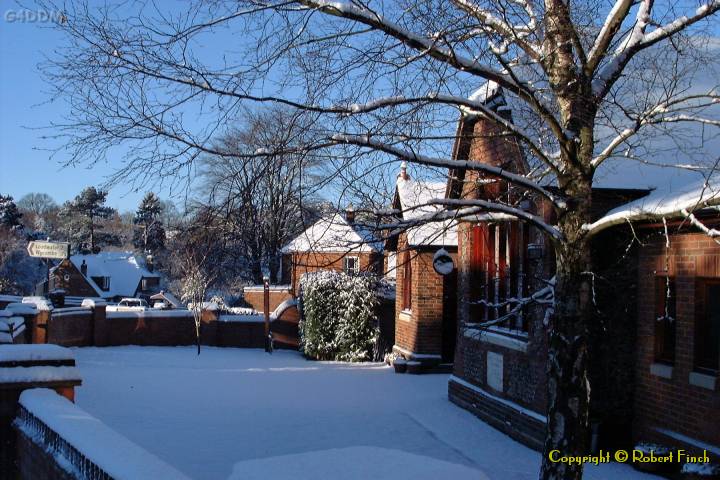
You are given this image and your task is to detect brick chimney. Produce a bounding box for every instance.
[345,204,355,224]
[398,161,409,181]
[146,255,154,272]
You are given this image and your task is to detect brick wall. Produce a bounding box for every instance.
[634,231,720,459]
[50,259,98,298]
[31,303,301,350]
[47,308,94,346]
[243,286,292,313]
[283,251,383,294]
[15,428,76,480]
[13,389,189,480]
[450,220,639,451]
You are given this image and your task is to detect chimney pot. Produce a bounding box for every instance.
[345,204,355,224]
[398,161,409,180]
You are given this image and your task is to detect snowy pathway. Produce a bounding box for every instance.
[73,347,656,480]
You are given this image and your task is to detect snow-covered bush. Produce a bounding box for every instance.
[299,271,379,362]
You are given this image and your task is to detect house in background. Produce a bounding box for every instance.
[240,209,384,351]
[280,209,384,295]
[50,252,161,303]
[386,164,459,368]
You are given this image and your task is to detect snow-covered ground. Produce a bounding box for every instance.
[73,347,656,480]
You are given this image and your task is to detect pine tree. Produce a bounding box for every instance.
[133,192,166,253]
[61,187,119,253]
[0,195,23,230]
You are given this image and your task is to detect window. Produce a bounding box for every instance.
[654,276,676,365]
[695,279,720,375]
[469,222,529,333]
[343,256,360,275]
[386,252,397,279]
[91,276,111,291]
[402,251,412,311]
[141,277,159,291]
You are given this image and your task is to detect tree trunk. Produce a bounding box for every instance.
[251,260,263,285]
[540,182,593,480]
[268,254,280,284]
[195,321,201,355]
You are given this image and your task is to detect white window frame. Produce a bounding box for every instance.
[344,256,360,275]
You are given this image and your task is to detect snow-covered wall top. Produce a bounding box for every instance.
[0,294,22,303]
[69,251,160,299]
[281,213,382,253]
[0,344,74,363]
[396,177,458,247]
[106,309,193,319]
[21,297,52,311]
[0,365,81,384]
[16,389,191,480]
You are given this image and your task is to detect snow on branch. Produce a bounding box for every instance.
[584,177,720,235]
[450,0,540,59]
[464,278,555,331]
[379,194,562,242]
[434,198,564,240]
[586,0,634,73]
[592,0,720,97]
[331,134,566,209]
[591,93,720,168]
[297,1,518,87]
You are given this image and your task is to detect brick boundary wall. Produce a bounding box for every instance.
[47,308,94,346]
[15,409,90,480]
[448,377,546,452]
[37,304,301,350]
[12,389,189,480]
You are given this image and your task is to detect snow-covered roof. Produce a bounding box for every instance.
[70,252,160,299]
[468,80,500,104]
[149,291,183,308]
[396,177,458,247]
[586,178,720,233]
[281,214,382,253]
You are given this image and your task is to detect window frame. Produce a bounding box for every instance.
[654,276,676,365]
[695,278,720,375]
[343,256,360,276]
[402,251,412,312]
[469,221,529,334]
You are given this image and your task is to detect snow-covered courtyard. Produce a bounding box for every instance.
[73,347,656,480]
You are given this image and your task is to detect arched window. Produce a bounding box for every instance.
[402,251,412,311]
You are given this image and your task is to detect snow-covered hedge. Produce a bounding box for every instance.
[299,271,379,362]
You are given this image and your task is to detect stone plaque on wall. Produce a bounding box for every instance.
[487,352,504,392]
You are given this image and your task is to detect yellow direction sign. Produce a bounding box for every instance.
[26,241,70,259]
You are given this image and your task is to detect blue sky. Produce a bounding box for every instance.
[0,2,718,212]
[0,3,180,212]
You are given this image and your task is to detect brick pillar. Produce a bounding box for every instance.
[81,299,108,346]
[31,310,50,344]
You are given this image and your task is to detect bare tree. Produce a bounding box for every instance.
[202,107,323,283]
[38,1,720,478]
[180,253,213,355]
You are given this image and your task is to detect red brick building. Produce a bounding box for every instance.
[387,166,459,367]
[610,192,720,460]
[49,252,161,303]
[280,211,383,295]
[442,83,720,458]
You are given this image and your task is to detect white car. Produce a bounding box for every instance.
[107,298,149,312]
